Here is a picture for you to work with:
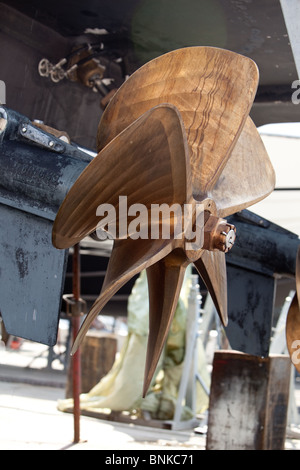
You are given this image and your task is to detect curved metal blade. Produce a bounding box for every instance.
[286,293,300,373]
[143,251,188,396]
[97,46,259,198]
[71,237,175,355]
[194,250,228,326]
[53,104,191,249]
[297,246,300,303]
[210,117,275,218]
[286,246,300,369]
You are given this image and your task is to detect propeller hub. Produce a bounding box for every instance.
[224,227,236,251]
[203,216,236,253]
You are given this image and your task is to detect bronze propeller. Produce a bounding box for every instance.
[286,247,300,370]
[52,47,275,396]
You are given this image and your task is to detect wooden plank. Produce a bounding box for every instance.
[66,331,117,398]
[206,350,291,450]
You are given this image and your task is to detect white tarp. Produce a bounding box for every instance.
[58,269,210,420]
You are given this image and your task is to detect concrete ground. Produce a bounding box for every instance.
[0,380,206,451]
[0,339,206,451]
[1,338,300,451]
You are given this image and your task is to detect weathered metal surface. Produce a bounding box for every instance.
[0,206,67,345]
[227,210,300,277]
[0,106,92,345]
[225,210,300,357]
[225,265,276,357]
[0,106,91,220]
[206,351,291,450]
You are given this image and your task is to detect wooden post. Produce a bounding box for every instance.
[206,350,291,450]
[66,331,117,398]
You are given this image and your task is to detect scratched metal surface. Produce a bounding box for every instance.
[225,211,300,356]
[0,107,92,345]
[0,205,68,345]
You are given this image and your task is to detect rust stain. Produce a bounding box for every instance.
[15,248,29,279]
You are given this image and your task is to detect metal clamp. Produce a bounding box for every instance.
[63,294,87,317]
[19,121,66,153]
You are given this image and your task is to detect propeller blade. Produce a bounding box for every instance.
[286,293,300,373]
[210,117,275,218]
[286,246,300,369]
[53,104,190,249]
[97,46,259,198]
[71,237,175,355]
[194,250,228,326]
[297,246,300,302]
[143,251,188,396]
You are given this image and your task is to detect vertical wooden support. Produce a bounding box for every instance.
[206,351,291,450]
